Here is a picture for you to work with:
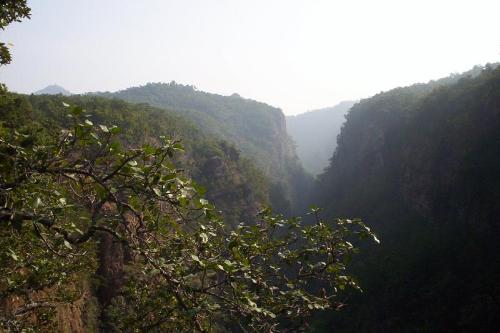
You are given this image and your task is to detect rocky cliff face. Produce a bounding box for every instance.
[1,278,98,333]
[319,66,500,225]
[314,65,500,332]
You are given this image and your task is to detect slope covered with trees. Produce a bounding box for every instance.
[96,83,312,214]
[7,2,500,331]
[286,101,355,175]
[313,64,500,332]
[0,90,266,330]
[5,93,268,226]
[0,87,380,332]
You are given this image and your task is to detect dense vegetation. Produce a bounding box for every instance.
[96,83,312,215]
[4,2,500,332]
[0,6,378,328]
[0,0,30,66]
[0,87,378,332]
[5,93,270,226]
[286,101,355,175]
[313,64,500,332]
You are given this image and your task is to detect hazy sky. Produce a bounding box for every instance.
[1,0,499,115]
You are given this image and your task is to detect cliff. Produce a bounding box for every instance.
[314,64,500,332]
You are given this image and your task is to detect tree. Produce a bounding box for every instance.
[0,2,378,330]
[0,0,31,66]
[0,104,379,331]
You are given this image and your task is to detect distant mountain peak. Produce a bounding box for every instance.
[34,85,72,96]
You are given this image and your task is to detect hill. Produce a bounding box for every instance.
[286,101,355,175]
[0,91,274,330]
[34,84,72,96]
[313,64,500,332]
[96,82,312,214]
[2,92,269,226]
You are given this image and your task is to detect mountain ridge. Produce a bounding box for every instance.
[94,81,312,215]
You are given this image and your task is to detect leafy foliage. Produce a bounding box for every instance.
[0,0,31,65]
[9,93,268,227]
[0,101,378,331]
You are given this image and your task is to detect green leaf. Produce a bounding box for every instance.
[200,232,208,243]
[95,185,107,199]
[70,106,84,115]
[173,142,184,151]
[142,145,155,155]
[190,254,203,266]
[110,126,121,134]
[8,249,19,261]
[90,132,99,141]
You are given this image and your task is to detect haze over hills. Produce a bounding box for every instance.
[4,63,500,331]
[1,90,276,330]
[95,82,292,177]
[96,82,313,214]
[313,64,500,332]
[4,1,500,332]
[286,101,356,175]
[33,84,72,96]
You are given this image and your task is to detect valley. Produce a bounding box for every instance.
[2,1,500,332]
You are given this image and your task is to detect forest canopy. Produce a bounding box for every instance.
[0,3,378,331]
[0,92,378,331]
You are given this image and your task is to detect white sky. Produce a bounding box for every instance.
[1,0,499,115]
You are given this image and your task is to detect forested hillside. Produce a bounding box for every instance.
[96,83,312,214]
[313,64,500,332]
[0,92,270,329]
[0,88,377,332]
[286,101,355,175]
[6,93,268,226]
[3,2,500,332]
